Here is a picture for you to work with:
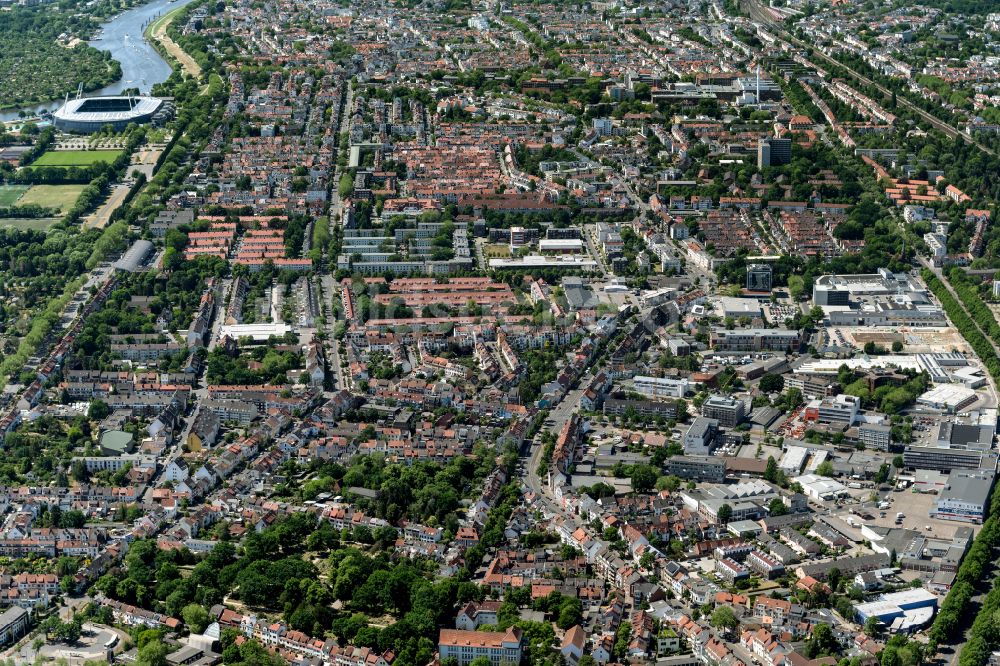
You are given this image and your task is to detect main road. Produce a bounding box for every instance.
[523,378,593,524]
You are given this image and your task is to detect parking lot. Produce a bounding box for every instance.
[817,486,982,542]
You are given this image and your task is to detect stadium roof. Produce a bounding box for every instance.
[53,95,162,123]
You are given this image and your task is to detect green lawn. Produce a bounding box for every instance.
[17,184,86,213]
[0,185,29,207]
[31,150,122,167]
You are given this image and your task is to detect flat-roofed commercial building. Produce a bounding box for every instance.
[904,421,995,471]
[804,394,860,426]
[666,455,726,483]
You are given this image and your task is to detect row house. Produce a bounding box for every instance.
[322,505,390,532]
[101,598,181,630]
[715,558,749,584]
[746,550,785,579]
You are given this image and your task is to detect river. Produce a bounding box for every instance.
[0,0,196,122]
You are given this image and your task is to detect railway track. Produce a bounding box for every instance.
[740,0,996,156]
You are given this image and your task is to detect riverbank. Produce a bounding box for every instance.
[145,4,202,79]
[0,0,196,122]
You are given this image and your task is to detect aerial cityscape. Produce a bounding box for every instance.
[1,0,1000,664]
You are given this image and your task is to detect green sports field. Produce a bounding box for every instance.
[17,184,86,213]
[31,150,122,167]
[0,185,29,207]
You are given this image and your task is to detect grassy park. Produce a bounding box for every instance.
[31,150,122,167]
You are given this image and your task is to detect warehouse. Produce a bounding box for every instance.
[853,589,937,633]
[932,470,995,524]
[114,240,154,273]
[916,385,978,413]
[794,473,848,501]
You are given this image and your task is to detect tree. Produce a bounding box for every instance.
[557,597,583,630]
[71,460,89,483]
[816,460,835,477]
[468,658,491,666]
[864,616,881,637]
[630,464,658,492]
[338,173,355,199]
[60,575,76,595]
[711,606,738,633]
[764,456,779,483]
[806,623,837,658]
[787,275,805,300]
[87,399,111,421]
[828,567,843,593]
[892,455,904,470]
[759,373,785,393]
[767,498,787,516]
[182,604,210,634]
[136,637,169,666]
[656,475,681,492]
[881,645,901,666]
[891,340,903,352]
[717,504,733,524]
[874,463,891,485]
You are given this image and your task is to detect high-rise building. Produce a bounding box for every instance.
[746,264,773,292]
[758,137,792,168]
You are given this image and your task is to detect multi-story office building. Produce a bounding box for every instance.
[904,421,995,471]
[803,394,860,426]
[702,395,746,428]
[0,607,29,646]
[859,423,892,451]
[665,455,726,483]
[632,376,690,399]
[757,137,792,168]
[746,264,773,292]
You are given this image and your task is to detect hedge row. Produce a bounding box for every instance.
[947,268,1000,346]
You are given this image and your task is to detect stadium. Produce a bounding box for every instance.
[52,95,168,133]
